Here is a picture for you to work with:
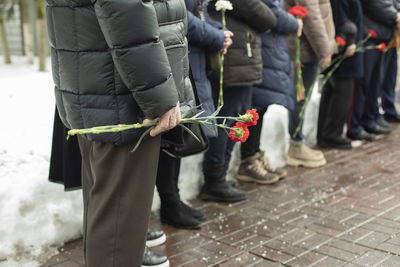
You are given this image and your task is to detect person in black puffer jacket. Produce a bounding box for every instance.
[200,0,276,203]
[348,0,399,140]
[45,0,194,266]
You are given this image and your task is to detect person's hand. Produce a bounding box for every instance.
[296,18,303,37]
[320,54,332,68]
[143,102,181,137]
[396,13,400,31]
[344,44,356,58]
[221,30,233,54]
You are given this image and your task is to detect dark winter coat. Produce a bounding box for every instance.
[208,0,277,87]
[252,0,298,111]
[330,0,364,78]
[185,0,225,130]
[361,0,397,42]
[45,0,195,146]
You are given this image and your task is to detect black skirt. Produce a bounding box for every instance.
[48,107,82,191]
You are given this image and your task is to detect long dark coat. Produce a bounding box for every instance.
[252,0,298,111]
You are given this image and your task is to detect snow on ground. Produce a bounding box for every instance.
[0,56,320,266]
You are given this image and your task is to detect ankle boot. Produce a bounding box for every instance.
[180,201,205,221]
[200,162,247,203]
[160,200,201,229]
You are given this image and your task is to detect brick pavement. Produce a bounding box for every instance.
[42,124,400,267]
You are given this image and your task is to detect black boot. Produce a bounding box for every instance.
[160,199,201,229]
[200,161,247,203]
[180,201,205,221]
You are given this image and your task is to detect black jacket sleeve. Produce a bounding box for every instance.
[92,0,179,120]
[227,0,277,32]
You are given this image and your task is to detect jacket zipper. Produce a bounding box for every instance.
[247,30,253,58]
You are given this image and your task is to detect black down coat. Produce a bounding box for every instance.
[361,0,397,42]
[45,0,195,146]
[208,0,277,87]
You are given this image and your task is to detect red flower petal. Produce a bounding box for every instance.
[378,42,387,52]
[369,29,377,38]
[288,6,308,19]
[335,36,346,47]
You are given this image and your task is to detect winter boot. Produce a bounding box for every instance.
[160,200,201,229]
[200,161,247,203]
[285,141,326,168]
[256,151,287,179]
[180,201,205,221]
[237,153,280,184]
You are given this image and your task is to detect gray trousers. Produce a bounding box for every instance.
[78,136,161,267]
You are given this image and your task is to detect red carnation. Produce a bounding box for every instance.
[369,29,377,38]
[229,122,250,143]
[335,36,346,47]
[288,6,308,19]
[242,109,259,126]
[378,42,387,52]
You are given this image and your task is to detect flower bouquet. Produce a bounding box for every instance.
[68,106,259,152]
[288,5,308,102]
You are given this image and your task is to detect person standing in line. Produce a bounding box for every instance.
[200,0,277,203]
[155,0,233,229]
[237,0,302,184]
[46,0,195,266]
[317,0,363,149]
[285,0,336,168]
[376,0,400,124]
[347,0,400,140]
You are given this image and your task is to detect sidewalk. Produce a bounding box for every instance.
[42,124,400,267]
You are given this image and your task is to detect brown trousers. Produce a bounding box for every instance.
[78,136,161,267]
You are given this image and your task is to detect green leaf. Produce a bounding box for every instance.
[131,127,154,152]
[179,123,201,143]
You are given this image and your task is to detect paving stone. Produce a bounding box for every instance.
[316,244,357,262]
[352,250,392,266]
[284,251,326,266]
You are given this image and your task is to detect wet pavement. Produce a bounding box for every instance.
[42,124,400,267]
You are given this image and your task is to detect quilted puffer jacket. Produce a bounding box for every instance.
[46,0,195,145]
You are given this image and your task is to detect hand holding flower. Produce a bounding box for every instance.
[144,102,181,136]
[344,44,356,58]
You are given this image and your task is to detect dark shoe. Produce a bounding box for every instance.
[160,202,201,229]
[347,130,376,141]
[384,114,400,122]
[142,247,169,267]
[180,201,205,221]
[318,136,352,149]
[365,124,392,135]
[202,161,247,203]
[146,229,166,248]
[200,181,247,202]
[376,117,392,130]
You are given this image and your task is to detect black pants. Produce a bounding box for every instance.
[240,108,267,159]
[318,76,354,141]
[155,150,181,204]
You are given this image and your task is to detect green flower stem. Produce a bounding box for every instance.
[218,10,226,107]
[292,34,376,139]
[294,32,305,102]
